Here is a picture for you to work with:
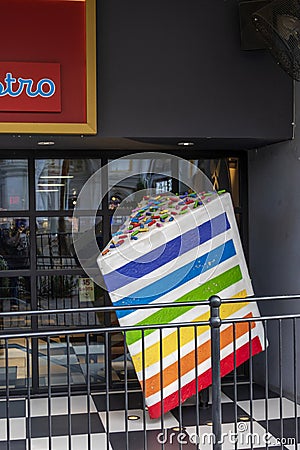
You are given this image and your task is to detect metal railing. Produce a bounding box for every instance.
[0,295,299,449]
[36,232,78,269]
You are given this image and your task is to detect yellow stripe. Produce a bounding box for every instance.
[131,290,248,372]
[233,290,249,299]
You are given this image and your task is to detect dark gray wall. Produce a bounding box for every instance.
[98,0,293,140]
[248,85,300,401]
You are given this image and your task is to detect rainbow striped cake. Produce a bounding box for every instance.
[97,191,265,418]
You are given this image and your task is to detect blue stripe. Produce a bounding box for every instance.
[104,212,230,292]
[115,239,236,318]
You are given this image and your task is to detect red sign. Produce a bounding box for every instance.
[9,196,20,205]
[0,62,61,112]
[0,0,95,132]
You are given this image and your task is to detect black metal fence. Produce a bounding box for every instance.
[0,295,299,449]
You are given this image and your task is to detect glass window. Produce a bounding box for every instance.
[228,157,240,208]
[36,216,77,270]
[0,153,245,393]
[0,217,30,270]
[35,159,102,211]
[0,270,31,388]
[0,337,31,390]
[187,158,240,207]
[38,334,105,387]
[37,275,105,328]
[0,276,31,328]
[0,160,29,210]
[36,216,103,270]
[108,157,172,210]
[110,312,138,384]
[37,272,106,387]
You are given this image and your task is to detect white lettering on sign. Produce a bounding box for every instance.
[79,278,95,303]
[0,72,55,98]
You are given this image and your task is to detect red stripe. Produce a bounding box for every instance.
[148,336,262,419]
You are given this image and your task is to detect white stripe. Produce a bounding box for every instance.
[117,254,238,327]
[126,286,253,357]
[220,194,254,297]
[119,254,246,328]
[109,229,233,300]
[127,296,256,358]
[98,197,229,275]
[146,325,263,407]
[139,317,265,384]
[133,303,261,379]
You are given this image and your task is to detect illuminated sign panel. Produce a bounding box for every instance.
[0,62,61,112]
[0,0,96,134]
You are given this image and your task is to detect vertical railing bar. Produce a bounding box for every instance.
[159,327,165,450]
[39,234,43,270]
[233,322,238,450]
[209,295,222,450]
[264,320,269,449]
[124,331,129,450]
[279,319,284,449]
[48,233,53,270]
[63,277,67,327]
[87,290,90,328]
[47,336,52,450]
[194,325,200,443]
[86,333,91,450]
[177,326,183,450]
[70,287,74,328]
[105,332,110,450]
[293,318,298,448]
[248,321,253,450]
[26,337,32,450]
[5,339,10,450]
[85,333,92,450]
[141,329,147,450]
[58,234,63,273]
[66,335,72,450]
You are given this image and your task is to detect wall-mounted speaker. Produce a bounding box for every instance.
[239,0,271,49]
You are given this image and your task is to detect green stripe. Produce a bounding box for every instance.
[126,265,242,346]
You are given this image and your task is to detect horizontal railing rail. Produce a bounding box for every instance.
[0,292,300,314]
[0,294,298,449]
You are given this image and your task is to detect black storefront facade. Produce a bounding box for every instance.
[0,0,297,404]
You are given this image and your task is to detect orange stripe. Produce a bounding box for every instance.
[143,313,255,397]
[131,291,248,372]
[147,336,263,418]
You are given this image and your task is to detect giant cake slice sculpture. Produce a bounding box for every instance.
[97,191,265,419]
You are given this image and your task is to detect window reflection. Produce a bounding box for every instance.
[109,194,121,210]
[187,158,240,207]
[36,217,77,270]
[35,159,102,211]
[36,216,103,270]
[0,337,30,390]
[0,217,30,270]
[37,275,105,328]
[0,160,28,210]
[0,276,31,328]
[108,158,172,210]
[110,312,138,383]
[155,178,172,194]
[228,158,240,208]
[38,334,105,387]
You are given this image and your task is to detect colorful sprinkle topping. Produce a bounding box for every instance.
[100,190,225,254]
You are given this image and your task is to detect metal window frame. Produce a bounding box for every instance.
[0,148,248,395]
